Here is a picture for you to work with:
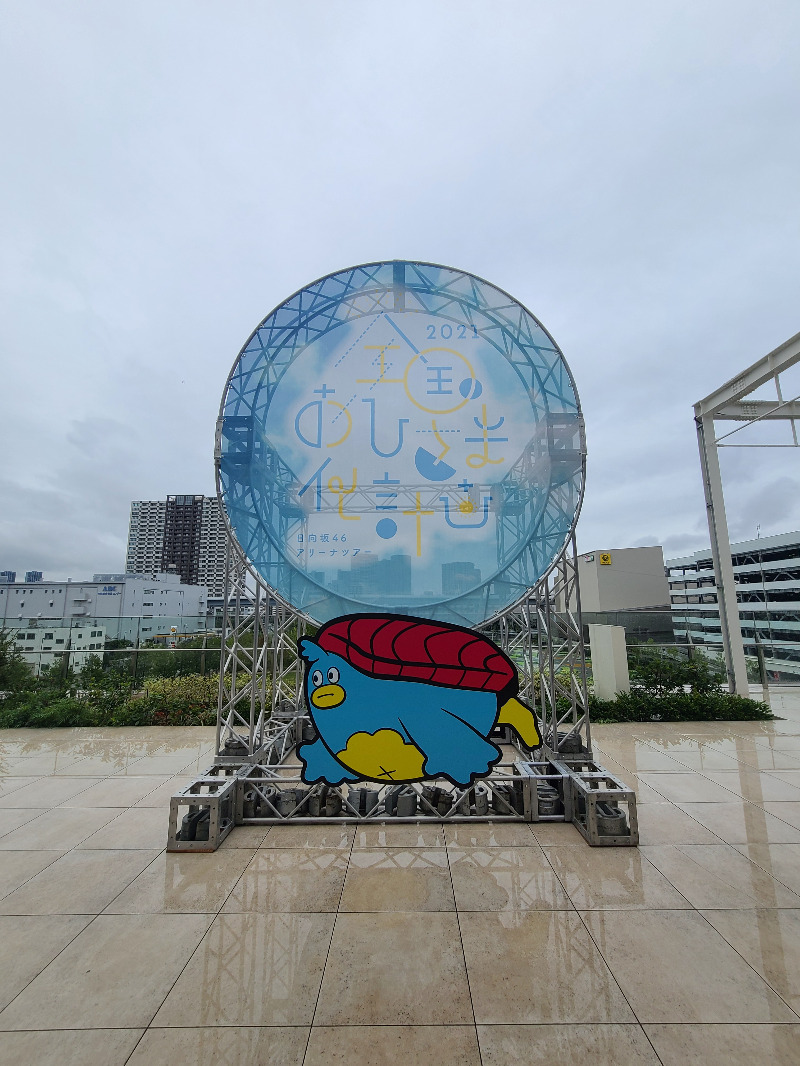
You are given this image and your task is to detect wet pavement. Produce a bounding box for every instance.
[0,695,799,1064]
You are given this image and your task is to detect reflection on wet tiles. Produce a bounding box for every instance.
[664,749,745,772]
[129,1026,308,1066]
[3,717,800,1053]
[0,776,42,799]
[0,850,64,900]
[0,807,45,839]
[723,747,800,772]
[675,801,800,844]
[267,824,355,849]
[645,1022,800,1065]
[752,734,800,752]
[0,775,102,809]
[0,913,213,1030]
[761,801,800,830]
[132,776,195,807]
[448,847,571,911]
[341,849,454,911]
[477,1023,660,1065]
[223,849,347,913]
[626,777,669,803]
[316,912,472,1025]
[0,1029,144,1066]
[0,755,87,776]
[0,734,80,757]
[444,822,538,847]
[700,771,800,803]
[60,775,175,808]
[529,821,585,845]
[153,912,334,1026]
[641,844,800,908]
[306,1025,481,1066]
[702,908,800,1012]
[544,844,691,910]
[460,911,635,1023]
[602,748,684,772]
[0,914,92,1011]
[0,806,126,851]
[733,843,800,893]
[106,848,254,913]
[218,824,271,848]
[582,909,797,1022]
[765,769,800,787]
[638,773,738,803]
[77,806,169,849]
[0,848,160,914]
[53,754,142,776]
[352,823,445,848]
[115,755,201,776]
[634,803,721,845]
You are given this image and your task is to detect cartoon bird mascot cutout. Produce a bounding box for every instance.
[298,614,541,787]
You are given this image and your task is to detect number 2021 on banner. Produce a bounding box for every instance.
[425,324,480,341]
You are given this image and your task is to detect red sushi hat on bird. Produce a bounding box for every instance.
[314,614,518,702]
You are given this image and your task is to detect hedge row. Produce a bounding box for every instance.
[0,673,225,729]
[590,688,771,724]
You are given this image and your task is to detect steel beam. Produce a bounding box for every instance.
[694,330,800,419]
[696,412,749,695]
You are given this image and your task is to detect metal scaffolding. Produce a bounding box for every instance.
[166,521,638,850]
[695,330,800,695]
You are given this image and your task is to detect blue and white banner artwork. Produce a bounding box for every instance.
[218,261,584,626]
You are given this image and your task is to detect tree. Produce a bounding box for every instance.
[0,628,34,692]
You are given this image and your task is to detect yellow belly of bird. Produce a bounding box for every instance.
[336,729,426,782]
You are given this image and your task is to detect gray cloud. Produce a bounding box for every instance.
[1,1,799,580]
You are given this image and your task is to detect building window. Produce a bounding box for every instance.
[44,633,53,639]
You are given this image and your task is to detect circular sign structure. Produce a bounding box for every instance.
[217,261,585,627]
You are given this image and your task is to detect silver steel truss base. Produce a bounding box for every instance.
[169,530,638,850]
[167,716,639,850]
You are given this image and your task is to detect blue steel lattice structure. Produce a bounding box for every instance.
[217,261,585,627]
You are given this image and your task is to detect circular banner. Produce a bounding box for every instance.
[218,261,584,626]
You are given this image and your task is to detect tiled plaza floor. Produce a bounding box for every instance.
[1,692,800,1064]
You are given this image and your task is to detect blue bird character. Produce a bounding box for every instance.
[297,614,540,787]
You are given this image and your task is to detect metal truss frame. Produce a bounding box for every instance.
[214,533,312,765]
[167,523,637,849]
[694,330,800,695]
[488,532,591,761]
[166,259,639,849]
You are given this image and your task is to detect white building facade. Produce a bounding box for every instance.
[0,572,208,644]
[667,530,800,681]
[13,624,107,676]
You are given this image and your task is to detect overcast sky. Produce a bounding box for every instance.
[1,1,799,581]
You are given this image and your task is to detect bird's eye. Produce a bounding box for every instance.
[311,669,323,687]
[327,667,340,684]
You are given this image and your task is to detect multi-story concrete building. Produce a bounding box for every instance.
[13,624,107,676]
[0,572,207,643]
[126,495,228,596]
[667,530,800,680]
[125,500,167,577]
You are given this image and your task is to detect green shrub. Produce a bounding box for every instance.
[0,694,91,729]
[590,688,771,724]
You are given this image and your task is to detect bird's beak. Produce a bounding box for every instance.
[311,684,346,709]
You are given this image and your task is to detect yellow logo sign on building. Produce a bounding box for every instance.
[599,552,612,565]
